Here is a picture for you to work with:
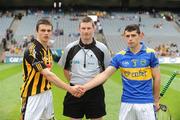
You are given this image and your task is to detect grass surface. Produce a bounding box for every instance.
[0,63,180,120]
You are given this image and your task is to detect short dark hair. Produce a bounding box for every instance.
[79,16,95,28]
[124,24,140,34]
[36,19,53,32]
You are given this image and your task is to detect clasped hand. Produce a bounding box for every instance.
[69,85,86,97]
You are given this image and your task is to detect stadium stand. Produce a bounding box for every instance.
[1,10,180,63]
[0,16,13,36]
[99,12,180,55]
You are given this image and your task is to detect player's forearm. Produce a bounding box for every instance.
[152,66,161,102]
[84,66,116,91]
[84,73,107,91]
[153,77,161,102]
[64,69,71,81]
[41,69,72,92]
[46,72,72,91]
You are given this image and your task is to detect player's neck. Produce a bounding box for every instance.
[37,39,48,49]
[130,44,141,54]
[41,42,48,49]
[81,38,93,45]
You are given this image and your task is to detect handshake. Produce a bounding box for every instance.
[68,85,87,97]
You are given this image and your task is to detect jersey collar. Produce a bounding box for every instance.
[34,39,49,50]
[79,38,96,49]
[126,42,146,53]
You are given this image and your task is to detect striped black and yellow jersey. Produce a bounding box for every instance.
[21,39,53,98]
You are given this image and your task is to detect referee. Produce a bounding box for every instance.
[59,16,111,120]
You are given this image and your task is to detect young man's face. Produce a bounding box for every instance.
[123,30,143,49]
[79,22,95,41]
[36,24,52,43]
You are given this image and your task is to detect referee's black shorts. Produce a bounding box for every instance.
[63,84,106,119]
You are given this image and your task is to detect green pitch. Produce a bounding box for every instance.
[0,63,180,120]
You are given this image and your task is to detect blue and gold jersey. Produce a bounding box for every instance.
[110,42,159,103]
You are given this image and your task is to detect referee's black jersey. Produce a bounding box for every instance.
[21,39,53,98]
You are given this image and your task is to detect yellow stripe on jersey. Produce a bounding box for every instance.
[120,67,152,80]
[118,50,126,55]
[21,69,36,97]
[22,60,32,82]
[21,60,30,96]
[41,77,46,91]
[31,73,40,95]
[43,50,47,65]
[21,60,31,95]
[20,97,27,120]
[29,44,36,57]
[47,81,51,89]
[49,50,53,64]
[36,63,43,71]
[146,48,155,53]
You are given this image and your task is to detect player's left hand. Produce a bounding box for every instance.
[70,85,86,97]
[154,101,160,111]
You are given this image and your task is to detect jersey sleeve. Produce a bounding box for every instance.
[24,48,46,72]
[109,54,121,69]
[103,46,112,69]
[150,52,159,68]
[58,45,70,69]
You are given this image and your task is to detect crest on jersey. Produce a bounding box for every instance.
[140,59,146,66]
[131,59,137,67]
[122,61,129,67]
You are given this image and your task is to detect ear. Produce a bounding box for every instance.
[93,25,96,31]
[78,27,80,33]
[35,30,38,36]
[121,33,124,37]
[140,32,144,39]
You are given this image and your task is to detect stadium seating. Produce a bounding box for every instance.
[1,12,180,56]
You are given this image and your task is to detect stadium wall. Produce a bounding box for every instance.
[4,56,180,64]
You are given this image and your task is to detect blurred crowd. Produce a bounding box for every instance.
[0,10,180,63]
[155,43,180,57]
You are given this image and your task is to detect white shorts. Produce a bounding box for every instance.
[21,90,54,120]
[119,102,156,120]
